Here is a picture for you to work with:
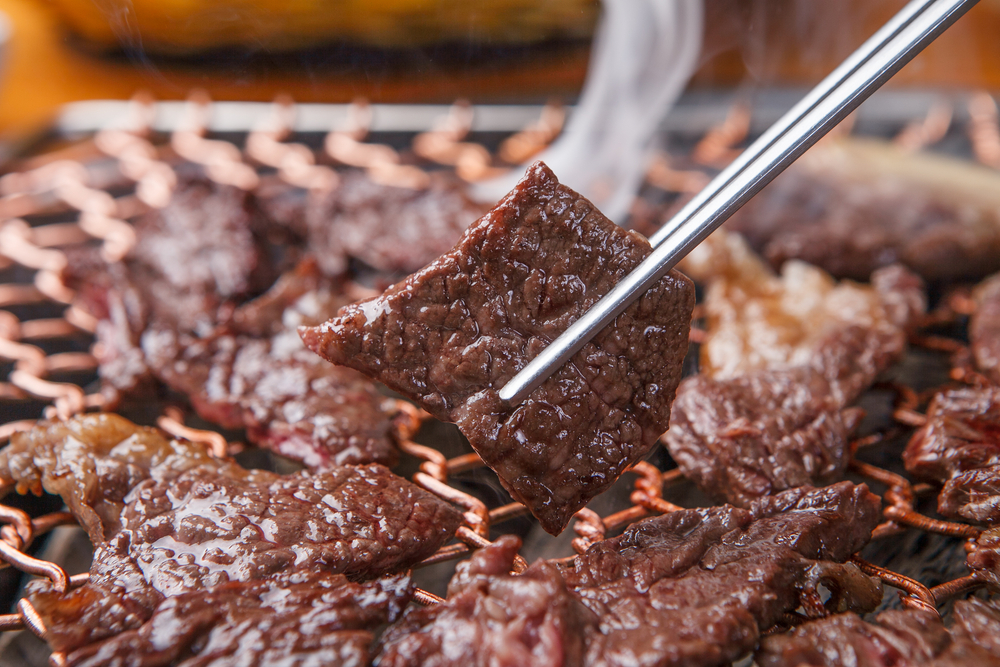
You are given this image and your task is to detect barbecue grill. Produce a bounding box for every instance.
[0,90,996,664]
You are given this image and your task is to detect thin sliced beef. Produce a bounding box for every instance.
[377,535,595,667]
[306,170,489,275]
[903,387,1000,524]
[972,273,1000,385]
[757,602,1000,667]
[302,162,694,534]
[968,527,1000,587]
[63,571,412,667]
[665,369,863,507]
[377,482,883,667]
[143,262,400,468]
[27,456,462,652]
[667,231,923,506]
[0,413,221,543]
[724,138,1000,282]
[61,175,280,393]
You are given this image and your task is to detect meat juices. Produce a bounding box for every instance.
[756,600,1000,667]
[724,138,1000,282]
[302,162,695,534]
[377,482,882,667]
[377,535,594,667]
[61,572,412,667]
[903,387,1000,525]
[666,231,923,506]
[971,272,1000,385]
[0,413,221,543]
[7,416,462,654]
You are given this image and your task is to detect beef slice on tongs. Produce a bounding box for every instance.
[301,162,695,534]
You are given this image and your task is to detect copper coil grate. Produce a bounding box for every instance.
[0,92,997,650]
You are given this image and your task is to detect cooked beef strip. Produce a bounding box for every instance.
[0,413,221,544]
[67,188,402,467]
[665,369,864,507]
[972,273,1000,385]
[142,262,400,468]
[61,175,280,394]
[63,571,412,667]
[667,232,924,506]
[756,601,1000,667]
[968,527,1000,587]
[903,387,1000,524]
[377,535,595,667]
[306,170,489,275]
[377,482,882,667]
[111,173,277,336]
[302,162,695,535]
[724,138,1000,282]
[27,454,462,652]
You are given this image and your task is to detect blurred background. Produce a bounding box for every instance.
[0,0,996,139]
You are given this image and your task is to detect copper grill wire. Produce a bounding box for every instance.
[0,92,995,645]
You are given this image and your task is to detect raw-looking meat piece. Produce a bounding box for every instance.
[377,535,595,667]
[756,603,1000,667]
[143,263,400,468]
[724,138,1000,282]
[0,413,222,544]
[903,387,1000,524]
[306,170,489,275]
[971,273,1000,385]
[62,571,412,667]
[28,459,463,652]
[302,162,695,534]
[377,482,882,667]
[667,231,923,505]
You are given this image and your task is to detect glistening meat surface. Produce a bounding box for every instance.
[377,482,883,667]
[6,416,461,654]
[302,162,694,534]
[903,386,1000,524]
[756,600,1000,667]
[61,571,413,667]
[143,262,401,468]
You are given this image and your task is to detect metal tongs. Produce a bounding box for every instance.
[499,0,980,406]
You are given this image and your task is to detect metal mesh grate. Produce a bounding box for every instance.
[0,92,997,657]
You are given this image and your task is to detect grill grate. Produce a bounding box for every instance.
[0,91,997,660]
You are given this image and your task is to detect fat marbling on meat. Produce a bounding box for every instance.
[666,230,924,506]
[724,138,1000,282]
[302,162,695,534]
